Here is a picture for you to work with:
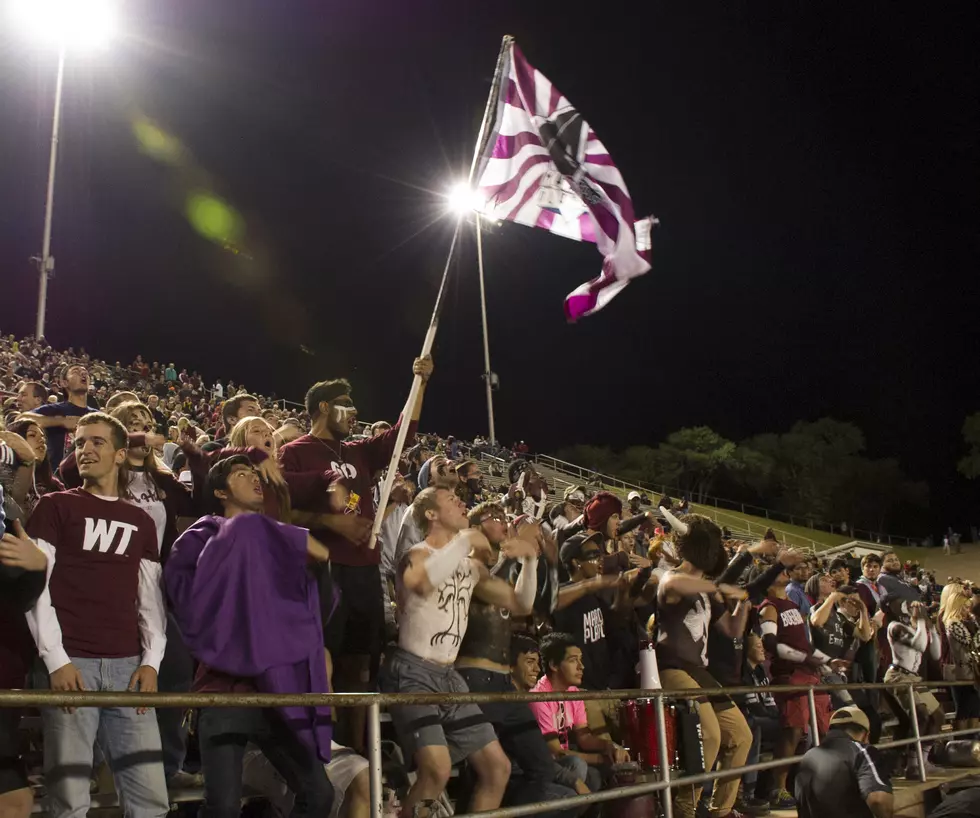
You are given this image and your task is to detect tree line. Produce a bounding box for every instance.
[555,418,929,534]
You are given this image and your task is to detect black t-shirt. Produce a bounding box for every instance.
[813,609,859,660]
[554,588,612,690]
[795,730,892,818]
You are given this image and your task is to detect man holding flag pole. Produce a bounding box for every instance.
[367,33,653,816]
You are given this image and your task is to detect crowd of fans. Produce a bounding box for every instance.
[1,331,979,818]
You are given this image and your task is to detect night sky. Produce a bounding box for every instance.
[1,2,978,532]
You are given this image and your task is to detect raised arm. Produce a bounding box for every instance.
[400,529,482,597]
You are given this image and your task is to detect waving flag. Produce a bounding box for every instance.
[472,38,654,321]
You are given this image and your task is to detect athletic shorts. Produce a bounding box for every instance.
[774,668,831,733]
[330,563,384,666]
[0,709,28,796]
[883,666,943,717]
[380,649,497,765]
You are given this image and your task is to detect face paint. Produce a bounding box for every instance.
[330,404,356,427]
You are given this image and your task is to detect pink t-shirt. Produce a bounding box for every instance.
[529,675,588,750]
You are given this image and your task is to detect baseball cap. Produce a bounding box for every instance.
[829,706,870,732]
[559,531,603,568]
[563,485,587,503]
[628,491,641,502]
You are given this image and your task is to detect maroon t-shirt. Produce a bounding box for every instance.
[761,594,812,680]
[27,489,160,660]
[278,418,417,567]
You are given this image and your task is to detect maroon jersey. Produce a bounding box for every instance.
[761,594,812,680]
[27,489,159,660]
[278,418,417,566]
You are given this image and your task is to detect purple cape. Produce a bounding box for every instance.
[164,513,332,761]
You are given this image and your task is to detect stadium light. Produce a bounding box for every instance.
[9,0,117,50]
[447,182,484,215]
[9,0,118,339]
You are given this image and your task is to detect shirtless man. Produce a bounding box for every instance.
[382,488,536,817]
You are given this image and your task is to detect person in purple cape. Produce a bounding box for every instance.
[164,455,335,818]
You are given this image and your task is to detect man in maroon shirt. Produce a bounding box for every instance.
[23,412,169,818]
[279,355,432,750]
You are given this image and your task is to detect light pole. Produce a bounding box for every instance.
[35,45,66,341]
[10,0,117,340]
[448,183,498,447]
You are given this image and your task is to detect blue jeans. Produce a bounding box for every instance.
[42,656,169,818]
[155,614,194,779]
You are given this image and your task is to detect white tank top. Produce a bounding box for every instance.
[397,542,478,665]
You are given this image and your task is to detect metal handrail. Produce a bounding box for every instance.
[3,679,974,818]
[533,452,921,549]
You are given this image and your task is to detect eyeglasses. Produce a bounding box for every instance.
[482,513,507,524]
[580,551,602,562]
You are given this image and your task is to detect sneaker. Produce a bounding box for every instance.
[906,758,942,780]
[734,794,771,816]
[768,789,797,809]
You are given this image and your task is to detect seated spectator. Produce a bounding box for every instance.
[529,632,629,795]
[739,632,782,811]
[24,412,170,818]
[164,456,335,818]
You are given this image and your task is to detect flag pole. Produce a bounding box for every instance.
[368,35,513,550]
[475,215,496,446]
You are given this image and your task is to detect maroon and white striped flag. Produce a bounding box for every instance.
[472,39,654,321]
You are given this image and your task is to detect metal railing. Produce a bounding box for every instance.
[2,678,973,818]
[532,453,924,551]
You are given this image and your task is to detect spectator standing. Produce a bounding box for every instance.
[760,565,833,810]
[0,503,49,818]
[944,590,980,733]
[29,364,95,469]
[212,379,223,401]
[24,412,170,818]
[15,381,47,414]
[164,456,335,818]
[553,532,622,691]
[785,561,814,639]
[654,512,753,818]
[382,487,521,817]
[280,356,431,752]
[455,505,565,811]
[877,552,921,603]
[883,597,944,777]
